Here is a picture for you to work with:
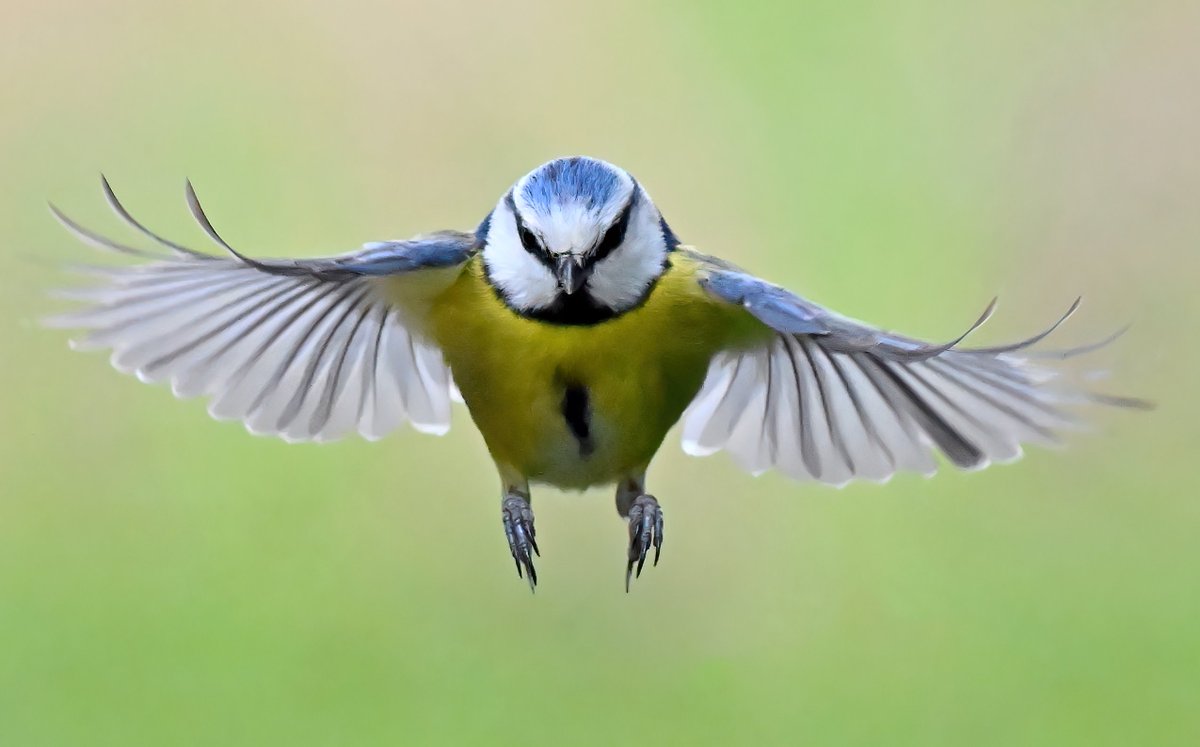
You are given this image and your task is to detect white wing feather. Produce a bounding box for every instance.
[683,259,1149,484]
[45,179,474,443]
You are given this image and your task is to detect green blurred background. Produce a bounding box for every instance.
[2,1,1196,744]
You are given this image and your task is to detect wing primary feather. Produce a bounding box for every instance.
[1082,391,1155,410]
[57,262,164,281]
[824,350,898,472]
[363,309,411,439]
[59,261,244,285]
[939,354,1046,395]
[848,353,924,444]
[189,280,323,399]
[90,268,262,321]
[47,269,262,335]
[47,203,167,260]
[963,297,1082,355]
[50,193,472,442]
[681,354,739,455]
[282,285,372,429]
[309,297,378,435]
[1019,325,1130,360]
[410,340,453,434]
[689,264,1144,480]
[896,361,1015,462]
[220,281,344,415]
[183,180,310,276]
[100,176,216,261]
[357,303,390,429]
[275,284,372,432]
[849,352,939,474]
[950,353,1050,388]
[924,357,1060,443]
[173,280,321,397]
[857,354,985,469]
[783,336,824,479]
[767,340,806,478]
[759,338,779,466]
[720,350,770,473]
[881,297,999,361]
[276,288,369,439]
[250,282,360,421]
[59,263,254,308]
[931,357,1075,437]
[695,352,752,451]
[799,338,857,476]
[402,326,428,416]
[133,276,297,377]
[935,356,1077,430]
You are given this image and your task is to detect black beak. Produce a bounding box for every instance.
[555,255,587,295]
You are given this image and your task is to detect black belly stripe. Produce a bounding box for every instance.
[561,385,594,458]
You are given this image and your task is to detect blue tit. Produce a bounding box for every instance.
[46,156,1149,591]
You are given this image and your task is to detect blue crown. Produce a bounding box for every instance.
[519,157,626,213]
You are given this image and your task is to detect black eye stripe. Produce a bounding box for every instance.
[517,222,542,254]
[506,192,555,270]
[504,187,638,273]
[590,191,637,264]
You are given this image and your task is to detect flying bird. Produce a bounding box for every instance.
[46,156,1148,590]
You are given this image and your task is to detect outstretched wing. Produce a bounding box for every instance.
[683,253,1150,485]
[45,177,477,443]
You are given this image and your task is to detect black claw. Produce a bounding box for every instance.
[624,495,663,592]
[502,496,538,591]
[653,512,664,566]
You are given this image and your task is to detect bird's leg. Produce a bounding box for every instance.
[501,482,538,591]
[615,474,663,592]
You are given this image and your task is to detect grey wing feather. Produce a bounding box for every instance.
[684,264,1150,485]
[44,178,476,443]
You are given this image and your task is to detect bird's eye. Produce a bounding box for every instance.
[593,202,633,260]
[517,223,543,255]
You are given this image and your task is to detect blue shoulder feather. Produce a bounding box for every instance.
[341,233,477,276]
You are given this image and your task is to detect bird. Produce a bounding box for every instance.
[45,156,1149,591]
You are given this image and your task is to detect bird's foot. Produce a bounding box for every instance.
[625,494,663,592]
[502,495,539,591]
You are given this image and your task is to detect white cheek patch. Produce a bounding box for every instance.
[586,200,668,310]
[481,201,560,311]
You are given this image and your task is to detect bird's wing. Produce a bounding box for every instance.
[681,251,1150,484]
[45,178,478,443]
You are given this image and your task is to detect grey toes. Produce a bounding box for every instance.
[502,495,538,590]
[626,494,663,591]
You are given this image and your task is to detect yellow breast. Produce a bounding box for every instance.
[419,253,768,489]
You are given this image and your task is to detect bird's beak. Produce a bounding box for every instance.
[555,255,587,295]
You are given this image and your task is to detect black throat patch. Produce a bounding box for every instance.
[523,291,620,326]
[561,384,594,458]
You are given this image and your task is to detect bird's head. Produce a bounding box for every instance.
[480,156,676,323]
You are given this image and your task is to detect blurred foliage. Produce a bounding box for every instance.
[1,1,1196,745]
